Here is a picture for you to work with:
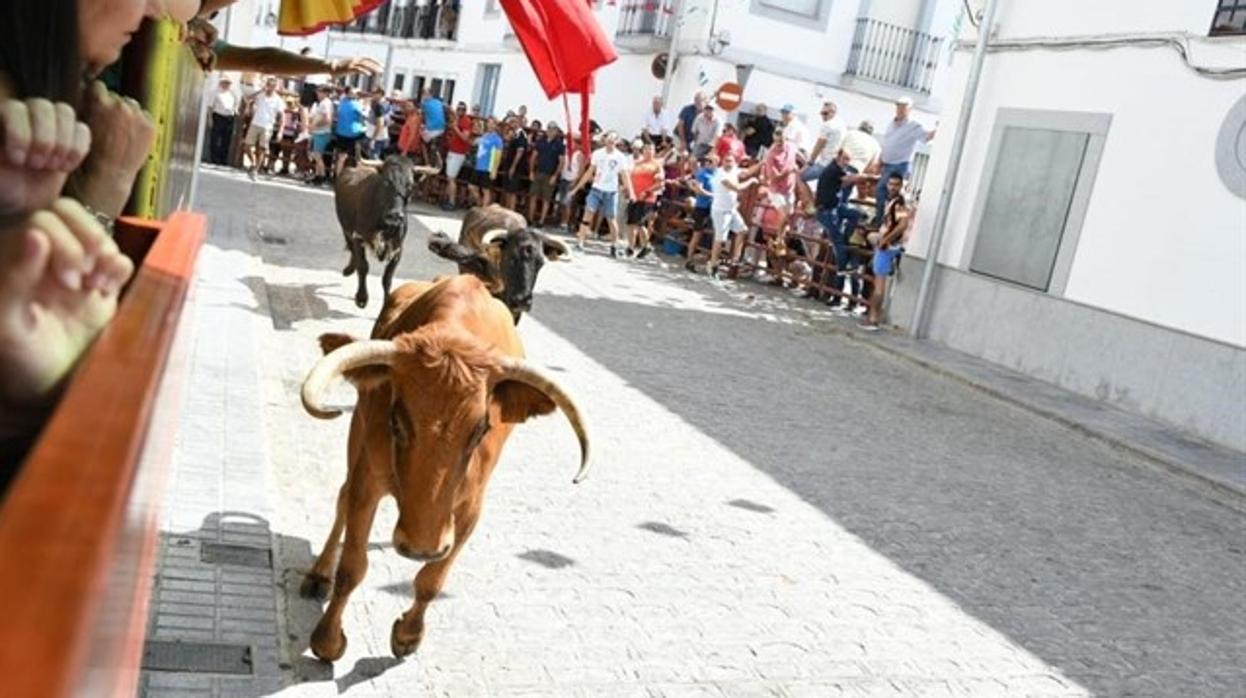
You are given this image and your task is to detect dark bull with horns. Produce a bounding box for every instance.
[428,204,569,323]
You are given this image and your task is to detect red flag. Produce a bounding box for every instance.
[500,0,618,156]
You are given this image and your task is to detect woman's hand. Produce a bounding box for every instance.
[67,82,156,219]
[0,99,92,217]
[0,199,134,409]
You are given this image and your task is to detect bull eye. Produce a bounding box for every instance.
[390,404,410,447]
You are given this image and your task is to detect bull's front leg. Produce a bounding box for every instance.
[390,505,482,658]
[300,483,349,601]
[381,248,402,302]
[341,229,357,276]
[351,236,370,308]
[309,486,381,662]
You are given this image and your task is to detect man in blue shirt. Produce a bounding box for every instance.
[420,88,448,168]
[874,97,934,224]
[683,153,719,270]
[675,92,706,152]
[469,119,505,206]
[333,87,368,175]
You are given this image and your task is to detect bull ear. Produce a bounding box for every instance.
[538,234,570,260]
[492,381,556,424]
[314,333,390,390]
[428,232,497,280]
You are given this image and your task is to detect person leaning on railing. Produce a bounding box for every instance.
[0,0,199,471]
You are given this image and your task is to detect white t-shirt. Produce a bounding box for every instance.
[211,89,238,117]
[250,93,286,130]
[840,128,881,172]
[814,115,847,166]
[590,148,629,192]
[782,118,810,153]
[643,109,675,137]
[692,115,722,148]
[309,97,334,135]
[562,149,586,182]
[710,167,742,211]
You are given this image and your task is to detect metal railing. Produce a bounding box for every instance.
[616,0,674,38]
[844,17,942,94]
[334,1,459,41]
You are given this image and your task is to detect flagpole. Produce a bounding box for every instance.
[660,0,684,106]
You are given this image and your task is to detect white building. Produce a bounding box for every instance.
[216,0,964,186]
[891,0,1246,451]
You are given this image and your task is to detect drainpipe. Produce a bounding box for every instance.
[907,0,999,339]
[660,0,684,106]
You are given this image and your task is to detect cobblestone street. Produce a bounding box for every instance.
[141,170,1246,698]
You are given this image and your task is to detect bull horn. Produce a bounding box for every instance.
[538,234,570,258]
[301,340,399,419]
[496,358,591,484]
[412,165,439,177]
[480,228,509,246]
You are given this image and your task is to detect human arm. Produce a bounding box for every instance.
[553,154,565,183]
[509,144,526,177]
[807,137,826,166]
[571,165,594,193]
[64,82,156,220]
[213,45,381,77]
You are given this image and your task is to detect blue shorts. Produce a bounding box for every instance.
[873,246,903,277]
[585,188,618,217]
[311,132,332,154]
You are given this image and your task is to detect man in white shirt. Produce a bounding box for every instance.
[874,96,934,223]
[571,132,635,257]
[244,77,287,179]
[779,104,810,156]
[305,84,335,185]
[691,104,722,159]
[801,101,847,183]
[641,96,675,147]
[840,120,881,173]
[707,153,758,276]
[208,77,238,165]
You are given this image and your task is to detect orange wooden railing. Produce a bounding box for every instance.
[0,212,205,697]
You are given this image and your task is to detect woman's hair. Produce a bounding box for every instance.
[0,0,82,108]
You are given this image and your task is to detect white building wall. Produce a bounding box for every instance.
[992,0,1228,38]
[911,9,1246,347]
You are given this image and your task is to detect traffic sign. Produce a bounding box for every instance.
[715,82,743,111]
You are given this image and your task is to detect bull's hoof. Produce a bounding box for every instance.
[342,262,355,276]
[299,572,331,601]
[390,618,424,658]
[354,292,368,309]
[309,622,347,663]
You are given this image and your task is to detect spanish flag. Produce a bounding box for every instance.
[278,0,387,36]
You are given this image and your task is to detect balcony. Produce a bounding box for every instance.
[616,1,674,39]
[334,1,459,42]
[844,18,942,94]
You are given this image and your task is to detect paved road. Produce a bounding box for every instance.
[144,170,1245,698]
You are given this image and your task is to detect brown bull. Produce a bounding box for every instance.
[299,274,590,661]
[428,204,569,323]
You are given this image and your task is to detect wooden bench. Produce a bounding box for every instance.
[0,212,206,697]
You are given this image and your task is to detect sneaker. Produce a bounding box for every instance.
[830,305,851,317]
[610,245,620,258]
[626,247,636,258]
[637,245,652,260]
[247,169,257,182]
[858,320,881,332]
[711,264,725,280]
[574,240,585,252]
[684,260,698,273]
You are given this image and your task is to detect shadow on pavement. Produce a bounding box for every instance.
[532,292,1246,697]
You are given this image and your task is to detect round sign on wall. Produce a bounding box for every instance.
[651,53,669,80]
[715,82,743,112]
[1216,93,1246,200]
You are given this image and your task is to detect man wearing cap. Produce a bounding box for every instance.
[209,77,239,165]
[691,103,722,159]
[779,104,810,155]
[802,101,847,184]
[875,96,934,224]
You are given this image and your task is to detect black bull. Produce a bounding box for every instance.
[334,157,436,309]
[427,204,569,323]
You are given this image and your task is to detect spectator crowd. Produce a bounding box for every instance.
[213,78,933,332]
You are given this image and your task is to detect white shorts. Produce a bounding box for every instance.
[445,152,466,178]
[710,208,747,242]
